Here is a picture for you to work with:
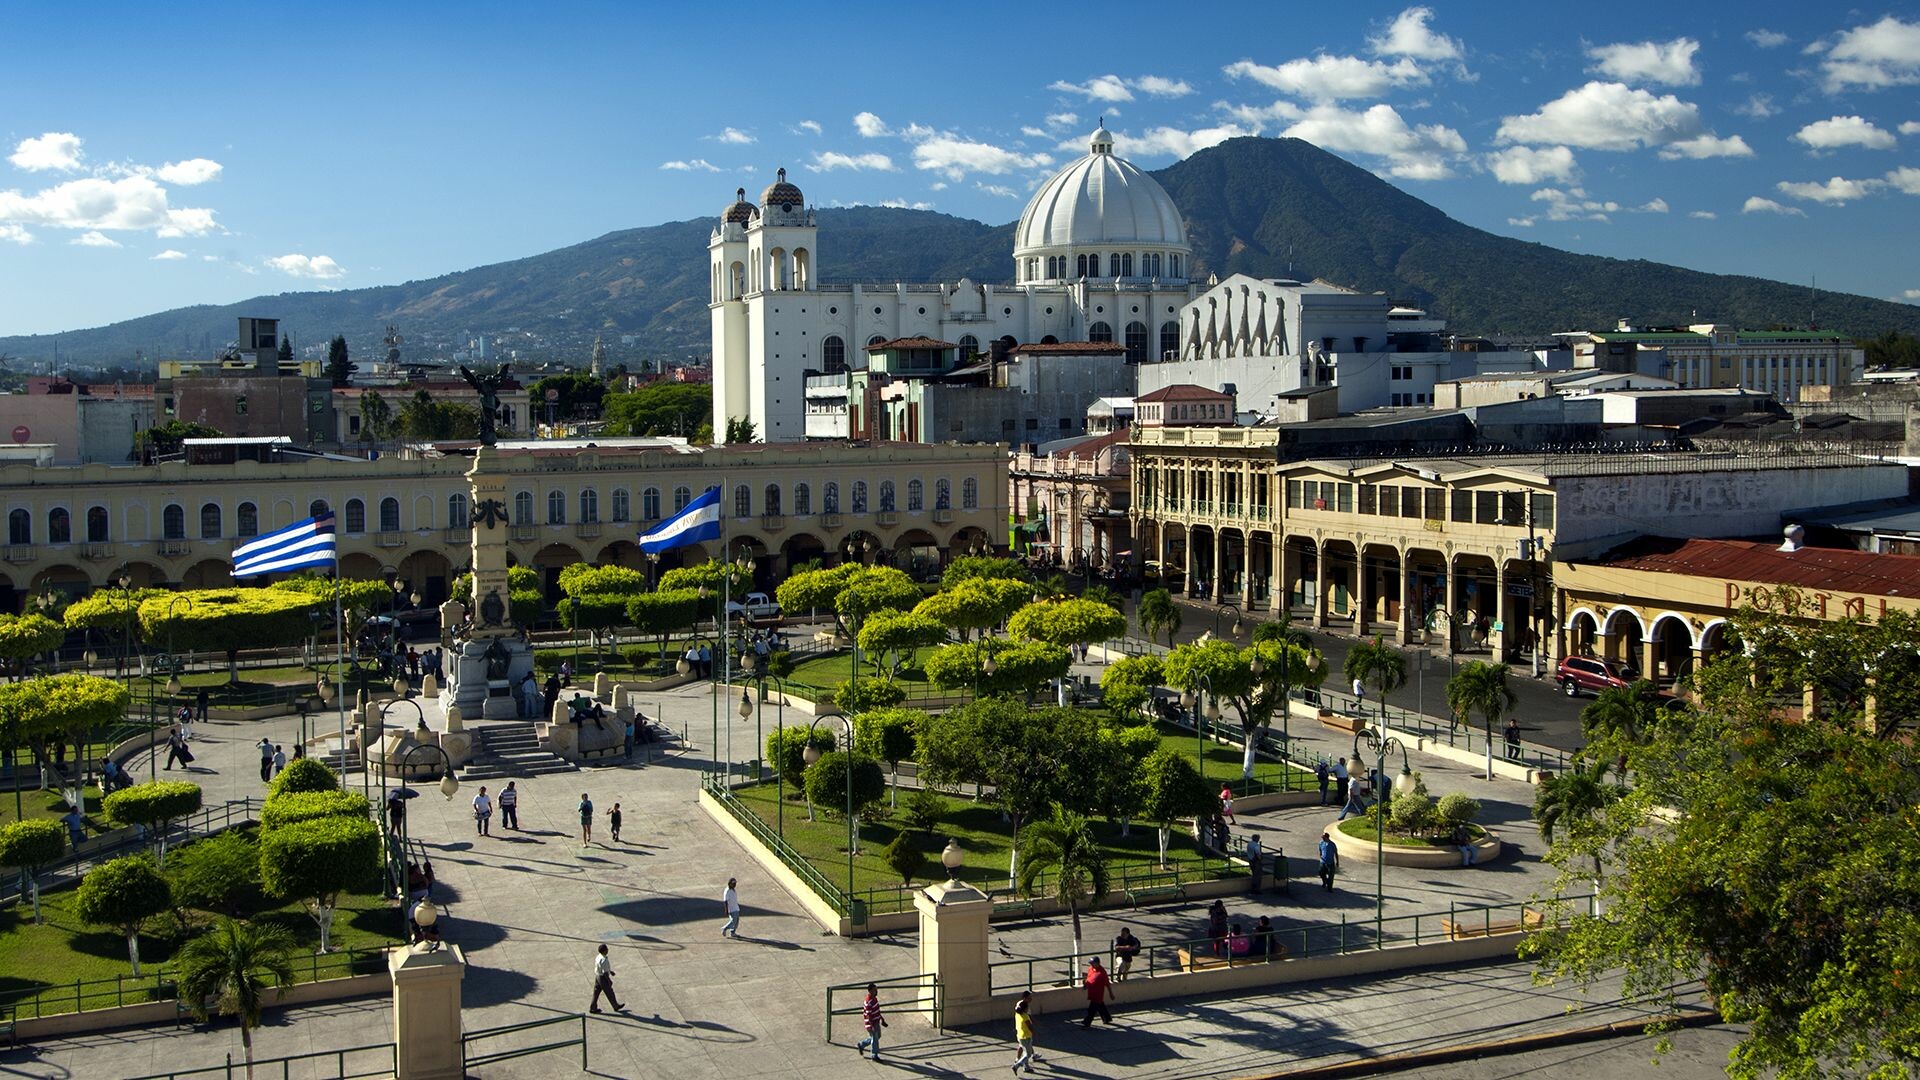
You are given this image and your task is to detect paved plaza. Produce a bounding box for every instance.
[1,662,1728,1079]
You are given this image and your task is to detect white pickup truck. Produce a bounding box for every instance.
[724,592,782,619]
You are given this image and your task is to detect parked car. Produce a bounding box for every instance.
[1555,655,1633,697]
[725,592,781,619]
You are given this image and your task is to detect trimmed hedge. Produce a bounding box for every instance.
[267,757,340,799]
[260,790,371,831]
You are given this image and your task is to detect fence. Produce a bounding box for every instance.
[825,973,942,1042]
[1,796,263,907]
[2,945,387,1022]
[1313,685,1574,775]
[462,1013,589,1071]
[127,1043,398,1080]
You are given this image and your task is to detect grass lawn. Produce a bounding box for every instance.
[1335,816,1488,849]
[1152,722,1318,797]
[782,647,970,705]
[726,778,1235,915]
[0,783,105,835]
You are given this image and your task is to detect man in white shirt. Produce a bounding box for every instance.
[722,877,741,938]
[590,944,625,1013]
[471,786,493,837]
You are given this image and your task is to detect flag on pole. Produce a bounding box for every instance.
[232,512,337,578]
[638,486,723,553]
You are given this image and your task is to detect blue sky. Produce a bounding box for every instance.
[2,1,1918,338]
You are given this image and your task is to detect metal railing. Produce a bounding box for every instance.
[843,851,1248,919]
[1315,686,1573,775]
[825,973,941,1043]
[462,1013,588,1071]
[127,1043,396,1080]
[704,775,853,916]
[1,796,264,907]
[1,944,386,1021]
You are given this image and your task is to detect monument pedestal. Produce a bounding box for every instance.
[446,636,534,718]
[390,944,465,1080]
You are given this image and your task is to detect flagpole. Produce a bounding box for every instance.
[334,553,347,793]
[720,476,732,790]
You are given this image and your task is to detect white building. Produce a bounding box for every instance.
[708,125,1201,441]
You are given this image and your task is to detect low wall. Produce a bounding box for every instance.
[14,969,390,1041]
[1327,819,1504,868]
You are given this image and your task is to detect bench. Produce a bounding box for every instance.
[1124,883,1187,908]
[1440,907,1544,940]
[991,898,1036,919]
[1174,942,1287,971]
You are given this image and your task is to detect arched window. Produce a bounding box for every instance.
[48,507,70,544]
[1170,254,1181,278]
[1144,252,1161,278]
[546,490,566,525]
[89,506,111,543]
[962,477,979,509]
[643,487,662,520]
[198,503,219,540]
[237,502,259,538]
[379,497,400,532]
[580,489,599,524]
[906,479,923,511]
[793,483,812,515]
[1159,321,1180,361]
[611,489,630,523]
[866,334,886,348]
[162,504,186,540]
[7,508,28,545]
[1041,335,1059,345]
[1076,253,1090,278]
[734,484,751,518]
[1088,322,1114,343]
[764,484,781,516]
[514,491,534,523]
[935,478,951,509]
[1121,253,1133,277]
[309,499,330,520]
[850,481,867,513]
[1124,321,1149,363]
[824,482,840,513]
[879,480,896,512]
[449,493,469,529]
[673,486,691,513]
[958,335,979,359]
[822,336,846,375]
[345,499,366,533]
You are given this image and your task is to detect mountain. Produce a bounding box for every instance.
[6,137,1917,367]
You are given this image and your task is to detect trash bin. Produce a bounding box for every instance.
[849,898,869,927]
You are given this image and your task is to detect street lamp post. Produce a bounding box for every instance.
[748,662,790,842]
[1178,673,1218,782]
[802,710,855,909]
[376,697,427,826]
[1352,727,1414,944]
[391,740,459,942]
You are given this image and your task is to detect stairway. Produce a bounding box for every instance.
[461,724,579,781]
[319,746,363,775]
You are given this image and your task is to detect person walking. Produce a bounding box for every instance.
[177,706,194,743]
[1081,957,1114,1026]
[271,744,287,777]
[1351,675,1366,703]
[519,672,540,719]
[1338,771,1367,821]
[498,781,519,831]
[1112,927,1141,981]
[1218,784,1235,825]
[1011,992,1037,1073]
[589,944,625,1013]
[543,674,562,719]
[697,643,713,680]
[1207,898,1229,956]
[257,736,275,782]
[608,802,622,844]
[472,786,493,836]
[164,727,191,771]
[1318,831,1339,890]
[721,877,741,938]
[1246,833,1264,894]
[1315,758,1331,805]
[1334,757,1350,804]
[852,982,887,1061]
[559,658,574,688]
[1504,717,1522,760]
[195,687,210,723]
[578,792,594,845]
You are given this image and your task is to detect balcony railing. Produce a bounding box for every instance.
[932,509,953,524]
[760,514,785,531]
[508,525,540,542]
[443,528,471,545]
[375,532,405,548]
[877,511,899,527]
[573,522,602,540]
[81,542,115,560]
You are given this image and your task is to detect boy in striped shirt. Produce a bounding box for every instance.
[853,983,887,1061]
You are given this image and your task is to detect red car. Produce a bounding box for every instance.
[1555,656,1633,697]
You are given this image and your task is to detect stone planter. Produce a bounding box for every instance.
[1318,710,1366,734]
[1326,819,1502,868]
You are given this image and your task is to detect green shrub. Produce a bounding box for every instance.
[258,815,381,904]
[0,818,67,868]
[1435,792,1481,831]
[267,757,339,799]
[883,832,926,885]
[832,678,906,713]
[104,781,203,832]
[802,751,887,819]
[1387,789,1434,837]
[166,830,261,914]
[260,790,371,831]
[901,788,948,836]
[766,727,838,778]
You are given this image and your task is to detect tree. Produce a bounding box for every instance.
[257,790,370,831]
[1009,597,1128,704]
[724,416,757,444]
[357,390,395,446]
[452,566,544,628]
[1016,805,1110,968]
[1099,655,1164,718]
[62,587,169,656]
[914,578,1032,641]
[1343,636,1406,727]
[1532,760,1618,881]
[941,556,1029,588]
[258,815,381,952]
[775,564,860,636]
[1165,637,1324,778]
[556,563,645,658]
[835,567,921,637]
[601,382,710,437]
[1579,680,1663,774]
[276,335,294,368]
[1136,588,1181,647]
[134,420,224,461]
[853,707,920,807]
[856,611,947,678]
[325,335,353,387]
[0,819,66,922]
[103,780,203,865]
[882,832,927,885]
[167,830,262,917]
[1080,584,1124,613]
[140,588,328,682]
[923,639,1071,703]
[0,674,130,797]
[0,612,66,678]
[1137,749,1216,868]
[831,678,906,714]
[627,589,701,661]
[529,373,608,420]
[266,757,338,798]
[801,750,886,854]
[1444,661,1518,779]
[1088,723,1159,836]
[396,389,480,441]
[75,854,171,974]
[176,915,296,1080]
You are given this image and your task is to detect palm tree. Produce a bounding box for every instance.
[1533,759,1620,881]
[175,916,296,1080]
[1343,637,1406,727]
[1016,805,1111,969]
[1137,588,1180,647]
[1580,680,1660,775]
[1446,661,1519,779]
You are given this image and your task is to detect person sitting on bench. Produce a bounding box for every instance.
[1227,924,1252,958]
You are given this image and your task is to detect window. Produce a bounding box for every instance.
[8,508,28,545]
[824,482,840,513]
[1170,254,1181,277]
[907,479,923,511]
[237,502,258,538]
[1076,253,1090,277]
[935,478,951,509]
[48,507,70,544]
[163,504,186,540]
[822,336,846,375]
[515,491,535,523]
[673,486,691,513]
[764,484,782,516]
[379,497,400,532]
[851,481,868,512]
[449,493,469,528]
[547,491,566,525]
[345,499,366,533]
[734,485,751,518]
[1451,489,1472,522]
[1088,321,1113,343]
[1286,480,1302,508]
[1424,488,1444,521]
[579,489,599,524]
[793,483,812,516]
[309,499,330,520]
[235,395,248,416]
[1400,487,1422,519]
[643,487,662,520]
[1124,322,1148,363]
[89,506,111,543]
[1159,321,1179,361]
[1338,484,1353,513]
[1358,485,1376,515]
[962,477,978,509]
[1120,253,1133,277]
[879,480,895,512]
[1476,491,1499,524]
[866,334,886,348]
[1530,493,1556,531]
[1501,491,1525,525]
[958,335,978,359]
[611,489,630,523]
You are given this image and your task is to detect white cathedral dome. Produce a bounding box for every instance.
[1013,123,1190,283]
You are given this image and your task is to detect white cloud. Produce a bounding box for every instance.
[659,159,721,172]
[1793,115,1897,151]
[1587,37,1701,86]
[1636,197,1669,213]
[974,183,1019,198]
[9,132,83,172]
[1820,16,1920,93]
[1487,145,1577,184]
[796,120,823,135]
[1048,75,1134,102]
[1689,210,1717,219]
[1742,195,1805,216]
[929,181,948,191]
[877,198,935,210]
[1497,82,1707,151]
[266,253,345,279]
[854,112,892,138]
[1045,112,1080,131]
[151,248,187,260]
[0,223,33,244]
[1658,134,1754,159]
[70,230,119,247]
[808,151,896,172]
[1110,124,1251,159]
[1136,75,1195,98]
[1507,216,1535,227]
[912,136,1051,181]
[1902,121,1920,135]
[1747,28,1789,49]
[1224,54,1427,101]
[1901,289,1920,301]
[1369,7,1462,61]
[1281,103,1465,178]
[709,127,755,145]
[1020,126,1048,138]
[1734,93,1779,119]
[0,174,218,236]
[1777,176,1883,203]
[1887,166,1920,194]
[1530,186,1620,222]
[1221,99,1307,128]
[153,158,222,185]
[157,208,217,237]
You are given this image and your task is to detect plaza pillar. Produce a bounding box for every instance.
[1354,549,1372,639]
[915,878,995,1026]
[1493,562,1509,660]
[390,944,466,1080]
[1267,538,1283,614]
[1392,549,1411,646]
[1183,530,1196,597]
[1595,630,1614,665]
[1312,541,1329,630]
[1642,635,1660,683]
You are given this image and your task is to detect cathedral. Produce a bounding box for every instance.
[708,124,1202,440]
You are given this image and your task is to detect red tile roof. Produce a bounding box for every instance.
[865,337,958,352]
[1137,384,1232,403]
[1594,536,1920,597]
[1008,341,1128,356]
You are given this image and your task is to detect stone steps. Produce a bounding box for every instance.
[461,724,577,780]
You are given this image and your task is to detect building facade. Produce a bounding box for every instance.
[1564,323,1864,402]
[1008,429,1131,571]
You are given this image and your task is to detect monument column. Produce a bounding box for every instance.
[446,444,535,719]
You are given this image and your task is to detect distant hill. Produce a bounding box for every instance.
[6,136,1916,367]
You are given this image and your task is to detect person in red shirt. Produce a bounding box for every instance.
[1082,956,1115,1027]
[853,982,887,1060]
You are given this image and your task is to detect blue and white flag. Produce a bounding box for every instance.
[232,512,337,578]
[638,485,722,553]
